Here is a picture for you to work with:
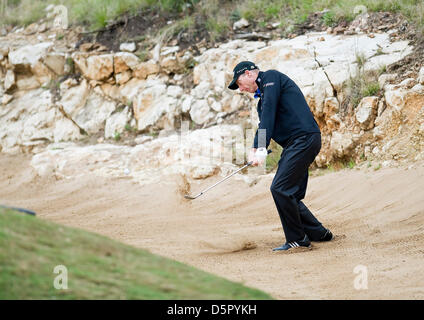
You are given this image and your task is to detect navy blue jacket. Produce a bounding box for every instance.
[252,70,321,149]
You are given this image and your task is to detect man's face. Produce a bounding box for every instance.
[236,70,258,93]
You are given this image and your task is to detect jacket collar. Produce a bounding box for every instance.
[255,71,264,89]
[254,71,264,99]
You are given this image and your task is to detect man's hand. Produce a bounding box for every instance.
[248,148,259,166]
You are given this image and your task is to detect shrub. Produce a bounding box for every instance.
[322,10,336,26]
[362,81,380,97]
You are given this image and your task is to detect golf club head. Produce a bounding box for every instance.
[182,156,271,201]
[184,192,202,200]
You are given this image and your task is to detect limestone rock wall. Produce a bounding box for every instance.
[1,16,423,180]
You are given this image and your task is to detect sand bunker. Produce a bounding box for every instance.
[199,239,257,254]
[1,153,424,299]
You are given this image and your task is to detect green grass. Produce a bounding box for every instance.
[347,159,355,169]
[1,0,423,35]
[230,9,242,22]
[0,208,273,299]
[0,0,199,29]
[205,18,229,42]
[362,81,380,97]
[355,52,367,69]
[322,10,336,27]
[343,52,383,108]
[235,0,423,31]
[135,49,149,62]
[346,74,381,108]
[374,163,381,171]
[265,140,283,173]
[311,158,357,176]
[113,131,121,141]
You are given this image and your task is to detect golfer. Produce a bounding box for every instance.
[228,61,333,251]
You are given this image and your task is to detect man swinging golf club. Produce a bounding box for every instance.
[228,61,333,251]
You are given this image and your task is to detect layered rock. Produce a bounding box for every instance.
[31,124,248,182]
[0,89,82,154]
[356,96,379,130]
[1,20,422,178]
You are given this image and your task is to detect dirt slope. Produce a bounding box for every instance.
[1,153,423,299]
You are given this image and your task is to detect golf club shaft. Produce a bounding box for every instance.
[186,150,272,199]
[198,161,253,196]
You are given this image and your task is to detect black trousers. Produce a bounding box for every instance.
[270,132,326,242]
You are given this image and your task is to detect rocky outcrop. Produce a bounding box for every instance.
[0,89,82,154]
[1,15,423,179]
[8,42,53,66]
[356,96,379,130]
[30,124,247,183]
[72,53,114,81]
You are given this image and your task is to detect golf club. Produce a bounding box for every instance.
[184,149,272,200]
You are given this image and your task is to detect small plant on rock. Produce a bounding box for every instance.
[322,11,336,26]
